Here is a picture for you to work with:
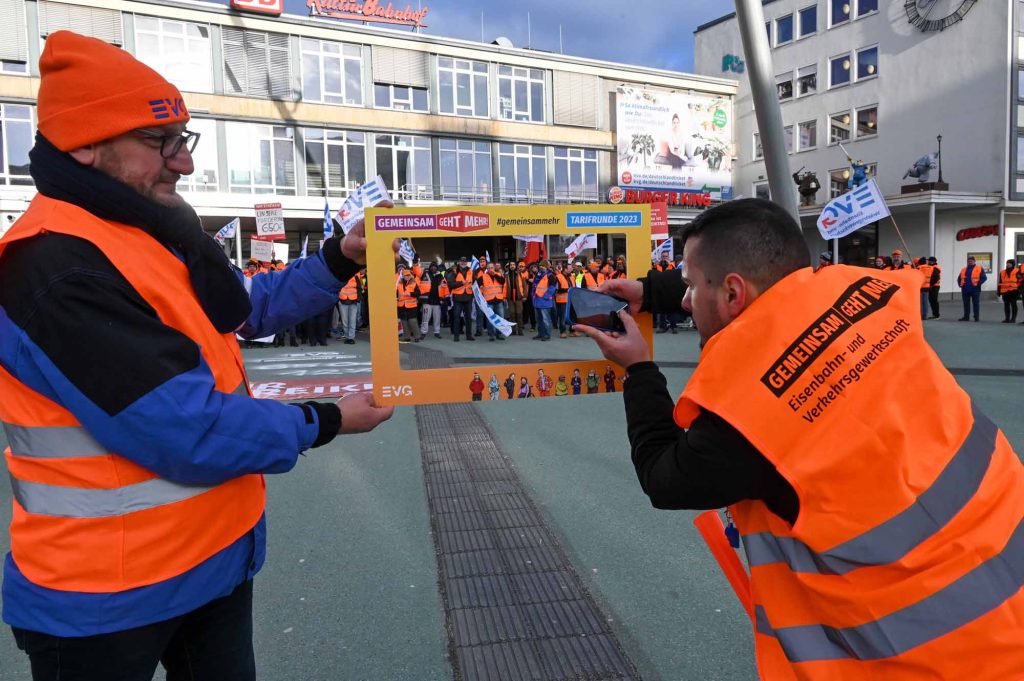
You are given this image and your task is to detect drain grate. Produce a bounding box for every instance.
[407,345,640,681]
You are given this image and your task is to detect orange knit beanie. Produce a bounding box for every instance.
[37,30,189,152]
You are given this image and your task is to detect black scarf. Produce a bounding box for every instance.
[29,133,251,333]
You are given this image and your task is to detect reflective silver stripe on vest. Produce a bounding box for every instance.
[744,405,997,575]
[3,424,108,459]
[10,474,217,518]
[754,515,1024,662]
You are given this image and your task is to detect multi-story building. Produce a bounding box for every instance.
[695,0,1017,293]
[0,0,737,263]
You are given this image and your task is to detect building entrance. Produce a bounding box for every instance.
[838,222,879,267]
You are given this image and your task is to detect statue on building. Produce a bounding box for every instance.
[792,167,820,206]
[902,152,939,183]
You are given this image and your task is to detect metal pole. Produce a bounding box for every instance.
[734,0,800,224]
[928,202,936,257]
[936,134,943,184]
[235,232,242,268]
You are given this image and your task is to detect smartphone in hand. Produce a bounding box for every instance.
[566,288,628,333]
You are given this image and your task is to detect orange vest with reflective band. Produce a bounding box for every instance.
[534,273,551,299]
[479,273,501,301]
[917,263,934,290]
[999,267,1020,293]
[959,265,982,288]
[339,275,359,302]
[673,265,1024,680]
[397,280,418,308]
[583,271,604,291]
[450,270,473,297]
[554,273,571,304]
[0,196,265,594]
[417,275,432,296]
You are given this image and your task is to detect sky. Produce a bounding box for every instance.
[281,0,738,73]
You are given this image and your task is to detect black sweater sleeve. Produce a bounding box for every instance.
[623,361,799,524]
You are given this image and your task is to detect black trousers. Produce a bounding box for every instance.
[1003,291,1019,321]
[451,299,474,338]
[928,286,940,317]
[13,580,255,681]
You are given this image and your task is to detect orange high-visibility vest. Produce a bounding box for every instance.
[673,265,1024,680]
[493,274,506,301]
[583,271,604,291]
[339,275,359,302]
[397,280,418,308]
[437,277,450,298]
[999,267,1020,293]
[479,273,501,301]
[534,273,551,299]
[0,195,264,593]
[917,264,934,291]
[554,273,571,304]
[959,265,982,288]
[417,275,432,296]
[449,271,473,297]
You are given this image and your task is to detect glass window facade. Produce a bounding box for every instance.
[300,38,362,106]
[498,143,546,202]
[830,54,851,87]
[830,112,851,143]
[798,120,817,150]
[225,123,296,195]
[797,64,817,96]
[829,168,848,198]
[554,147,598,202]
[176,118,219,193]
[134,16,212,93]
[784,125,794,153]
[858,0,878,17]
[831,0,850,25]
[754,132,763,159]
[497,65,544,123]
[754,181,770,200]
[304,128,366,197]
[0,103,33,185]
[438,57,488,117]
[375,134,432,200]
[776,15,793,44]
[856,106,878,137]
[857,46,878,80]
[439,139,491,201]
[798,6,817,37]
[374,83,428,111]
[777,72,793,100]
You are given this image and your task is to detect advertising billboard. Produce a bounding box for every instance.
[615,85,733,200]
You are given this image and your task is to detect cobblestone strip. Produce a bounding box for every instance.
[408,346,641,681]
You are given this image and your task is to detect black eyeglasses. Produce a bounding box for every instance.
[134,128,201,159]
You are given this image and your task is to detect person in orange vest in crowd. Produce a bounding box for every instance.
[554,262,574,338]
[269,258,285,272]
[0,31,396,680]
[958,255,987,322]
[468,372,485,401]
[654,250,675,273]
[505,260,530,336]
[998,259,1020,323]
[418,261,447,339]
[531,261,557,341]
[915,256,934,321]
[337,270,362,345]
[396,267,421,343]
[445,256,476,342]
[536,368,553,396]
[583,259,605,291]
[244,259,260,277]
[815,251,833,273]
[886,248,911,270]
[490,261,508,337]
[926,256,942,319]
[577,198,1024,680]
[478,261,505,341]
[610,259,628,280]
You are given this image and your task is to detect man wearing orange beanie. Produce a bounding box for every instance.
[0,31,393,680]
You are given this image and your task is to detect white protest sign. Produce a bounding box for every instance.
[565,233,597,260]
[254,203,285,240]
[250,238,275,262]
[816,179,891,240]
[513,234,545,243]
[272,242,289,263]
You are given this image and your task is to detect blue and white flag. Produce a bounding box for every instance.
[300,234,309,259]
[816,178,891,240]
[398,239,416,267]
[323,200,333,239]
[214,217,239,245]
[485,250,491,263]
[471,255,480,271]
[651,238,673,262]
[564,233,597,260]
[472,283,515,337]
[335,176,392,235]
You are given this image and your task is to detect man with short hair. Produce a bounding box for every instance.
[419,262,447,339]
[926,255,942,318]
[958,255,987,321]
[531,261,557,341]
[577,198,1024,679]
[998,259,1020,323]
[0,32,394,680]
[445,256,475,341]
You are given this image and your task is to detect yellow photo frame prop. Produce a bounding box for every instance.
[366,204,653,406]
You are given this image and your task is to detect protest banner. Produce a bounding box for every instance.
[250,238,274,262]
[816,179,890,240]
[254,203,285,240]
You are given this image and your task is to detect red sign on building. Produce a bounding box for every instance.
[306,0,429,28]
[437,211,489,233]
[230,0,283,16]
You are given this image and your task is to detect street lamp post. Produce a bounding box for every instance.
[937,134,943,184]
